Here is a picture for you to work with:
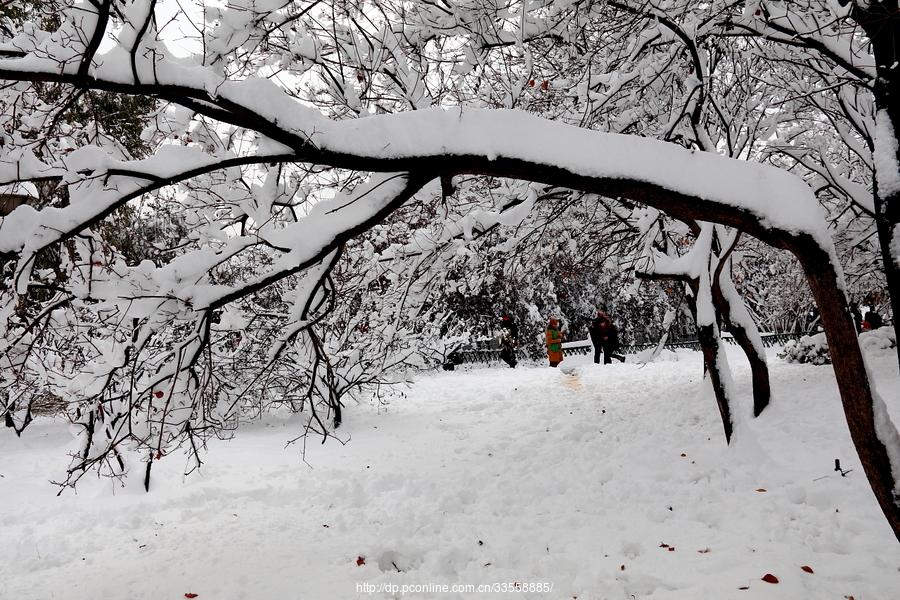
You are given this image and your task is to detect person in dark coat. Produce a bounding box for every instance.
[862,310,883,330]
[589,309,625,364]
[498,314,519,368]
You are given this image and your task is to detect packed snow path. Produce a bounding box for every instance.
[2,349,899,599]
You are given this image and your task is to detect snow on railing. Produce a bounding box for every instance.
[450,332,807,365]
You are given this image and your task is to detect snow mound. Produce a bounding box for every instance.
[859,327,897,355]
[559,364,580,376]
[633,348,680,363]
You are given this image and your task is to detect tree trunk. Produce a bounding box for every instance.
[697,322,734,443]
[686,285,735,443]
[855,1,900,368]
[712,266,771,416]
[797,239,900,542]
[331,393,342,428]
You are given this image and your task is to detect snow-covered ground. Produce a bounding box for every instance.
[2,347,899,600]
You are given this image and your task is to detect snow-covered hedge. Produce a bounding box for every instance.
[778,332,831,365]
[779,328,895,365]
[859,327,897,354]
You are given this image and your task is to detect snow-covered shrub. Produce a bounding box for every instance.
[859,328,896,354]
[778,332,831,365]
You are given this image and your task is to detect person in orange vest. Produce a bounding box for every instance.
[545,318,564,367]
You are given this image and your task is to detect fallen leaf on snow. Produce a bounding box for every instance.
[761,574,779,584]
[356,556,366,566]
[698,548,711,554]
[755,488,767,493]
[184,594,198,599]
[801,565,814,574]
